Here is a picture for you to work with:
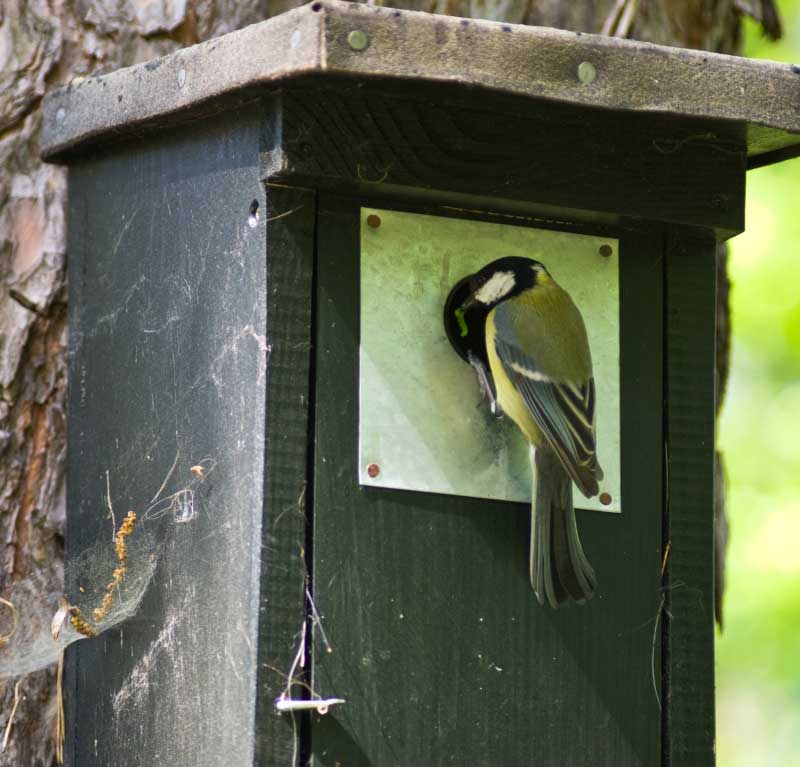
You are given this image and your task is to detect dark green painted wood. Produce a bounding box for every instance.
[58,62,727,763]
[309,195,664,766]
[254,186,317,766]
[64,112,307,766]
[663,232,717,767]
[262,82,746,239]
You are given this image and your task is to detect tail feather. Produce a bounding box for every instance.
[530,447,596,607]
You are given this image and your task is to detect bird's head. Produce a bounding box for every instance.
[463,257,548,311]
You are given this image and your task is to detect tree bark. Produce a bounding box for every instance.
[0,0,767,762]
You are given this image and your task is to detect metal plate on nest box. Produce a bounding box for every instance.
[358,208,620,513]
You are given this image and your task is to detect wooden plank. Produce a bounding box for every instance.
[41,1,800,164]
[663,231,717,766]
[263,84,746,238]
[254,186,317,766]
[309,195,664,766]
[64,110,305,766]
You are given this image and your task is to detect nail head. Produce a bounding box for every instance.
[366,214,381,229]
[599,244,613,258]
[348,29,369,51]
[599,492,612,506]
[578,61,596,84]
[367,463,380,478]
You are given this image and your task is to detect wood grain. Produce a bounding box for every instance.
[254,186,317,766]
[309,195,664,766]
[41,0,800,165]
[64,111,305,767]
[264,82,746,239]
[663,231,717,767]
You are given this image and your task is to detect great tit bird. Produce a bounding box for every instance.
[457,256,603,607]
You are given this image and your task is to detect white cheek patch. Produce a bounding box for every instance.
[475,271,516,304]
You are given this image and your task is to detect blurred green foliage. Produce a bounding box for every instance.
[717,3,800,764]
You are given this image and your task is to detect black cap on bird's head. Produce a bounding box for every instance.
[444,256,548,364]
[465,257,547,310]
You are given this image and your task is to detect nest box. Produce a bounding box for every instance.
[41,2,800,765]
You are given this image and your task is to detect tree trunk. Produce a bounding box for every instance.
[0,0,767,762]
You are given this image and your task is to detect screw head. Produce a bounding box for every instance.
[599,492,612,506]
[366,463,380,478]
[578,61,596,84]
[598,244,613,258]
[366,214,381,229]
[347,29,369,51]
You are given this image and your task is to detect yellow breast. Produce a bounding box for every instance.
[486,309,544,446]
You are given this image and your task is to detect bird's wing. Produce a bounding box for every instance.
[493,298,602,497]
